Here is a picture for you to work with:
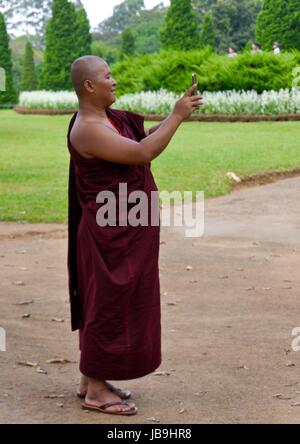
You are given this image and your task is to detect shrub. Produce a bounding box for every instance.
[111,49,300,95]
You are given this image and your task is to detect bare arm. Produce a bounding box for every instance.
[144,121,165,137]
[75,85,202,166]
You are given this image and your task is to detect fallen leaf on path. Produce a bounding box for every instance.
[13,281,25,286]
[273,393,294,400]
[15,300,34,306]
[186,265,193,271]
[179,408,186,414]
[17,361,38,367]
[194,391,207,398]
[153,371,171,376]
[46,358,73,364]
[44,394,64,399]
[22,314,31,319]
[36,367,47,374]
[146,417,160,423]
[51,318,64,323]
[286,361,295,367]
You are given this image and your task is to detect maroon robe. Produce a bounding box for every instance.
[67,108,161,380]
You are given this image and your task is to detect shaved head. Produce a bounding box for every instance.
[71,55,107,98]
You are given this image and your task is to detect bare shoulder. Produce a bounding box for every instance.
[69,113,146,165]
[70,116,104,159]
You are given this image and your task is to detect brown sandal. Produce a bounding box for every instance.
[82,401,138,416]
[77,382,132,400]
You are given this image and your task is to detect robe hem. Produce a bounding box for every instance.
[79,356,162,381]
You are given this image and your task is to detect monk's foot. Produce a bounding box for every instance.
[77,375,131,400]
[84,382,136,413]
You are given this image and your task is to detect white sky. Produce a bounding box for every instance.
[81,0,170,28]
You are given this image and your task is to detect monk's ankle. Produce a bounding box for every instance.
[86,377,110,398]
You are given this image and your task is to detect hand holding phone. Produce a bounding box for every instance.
[172,76,203,120]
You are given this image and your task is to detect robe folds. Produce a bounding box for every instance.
[67,107,161,380]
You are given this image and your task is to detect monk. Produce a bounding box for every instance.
[67,55,203,416]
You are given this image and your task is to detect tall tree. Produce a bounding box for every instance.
[0,12,17,105]
[256,0,300,50]
[160,0,200,50]
[39,0,79,90]
[192,0,218,18]
[20,41,37,91]
[0,0,52,48]
[97,0,145,36]
[94,1,167,56]
[199,11,215,49]
[74,6,92,57]
[213,0,261,52]
[132,5,166,54]
[120,27,136,58]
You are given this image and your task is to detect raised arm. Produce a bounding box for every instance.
[144,121,164,137]
[74,85,202,166]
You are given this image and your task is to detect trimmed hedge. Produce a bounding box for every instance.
[111,49,300,95]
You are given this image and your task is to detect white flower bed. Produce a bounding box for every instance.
[116,89,300,115]
[18,90,78,110]
[115,89,178,115]
[18,88,300,115]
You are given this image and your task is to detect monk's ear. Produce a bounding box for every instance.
[84,79,94,93]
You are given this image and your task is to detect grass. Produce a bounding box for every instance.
[0,110,300,223]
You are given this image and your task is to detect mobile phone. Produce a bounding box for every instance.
[192,73,197,95]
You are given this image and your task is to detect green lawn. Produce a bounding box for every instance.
[1,110,300,223]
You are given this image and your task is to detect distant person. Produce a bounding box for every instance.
[228,47,238,58]
[273,41,281,55]
[251,42,263,54]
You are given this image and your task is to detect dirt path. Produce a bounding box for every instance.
[1,176,300,424]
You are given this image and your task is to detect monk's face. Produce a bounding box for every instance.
[84,62,117,107]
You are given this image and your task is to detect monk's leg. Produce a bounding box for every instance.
[79,373,88,395]
[84,377,135,412]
